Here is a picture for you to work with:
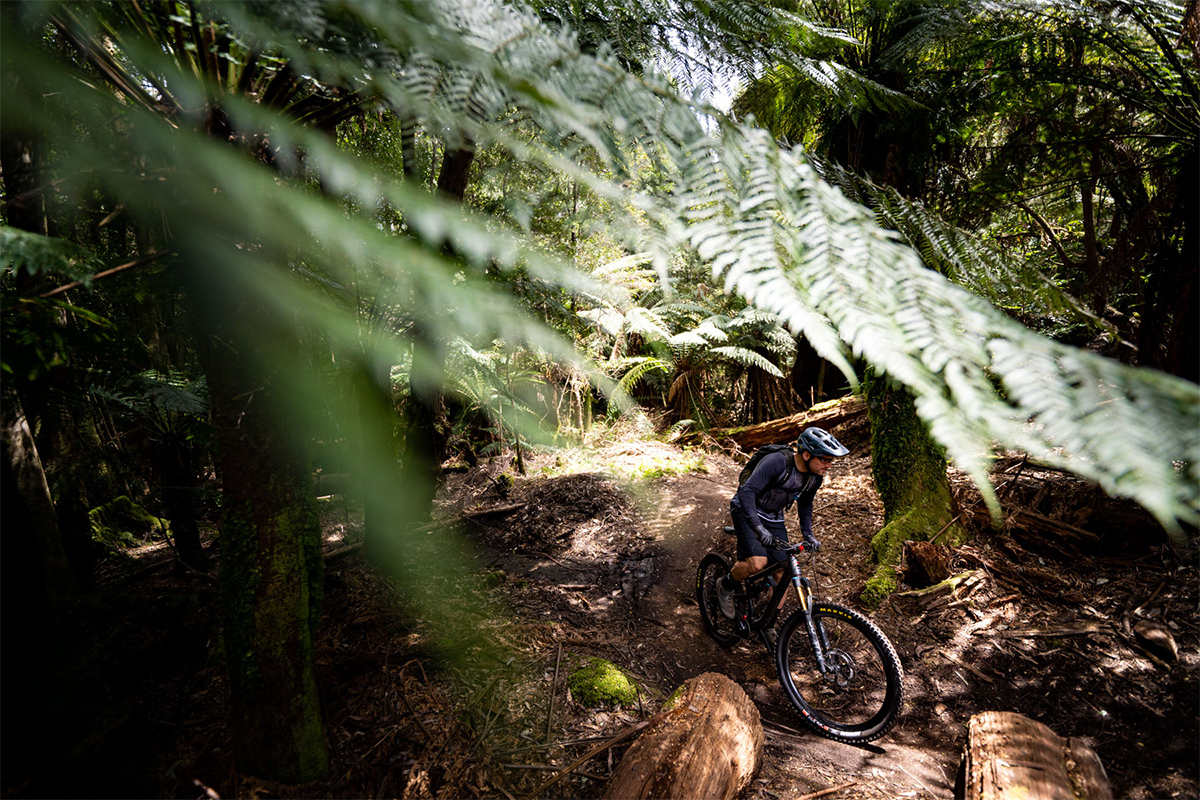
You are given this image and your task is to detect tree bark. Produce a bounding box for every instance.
[193,282,329,783]
[964,711,1112,800]
[862,375,961,606]
[605,673,761,800]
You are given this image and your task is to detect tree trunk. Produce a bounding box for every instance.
[400,141,476,519]
[744,366,799,424]
[963,711,1112,800]
[1,388,75,611]
[790,336,840,406]
[157,434,207,570]
[1,387,76,800]
[862,375,962,606]
[194,290,329,783]
[605,673,761,800]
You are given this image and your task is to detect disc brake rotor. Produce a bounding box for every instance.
[824,649,856,689]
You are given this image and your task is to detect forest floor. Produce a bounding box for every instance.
[9,418,1197,799]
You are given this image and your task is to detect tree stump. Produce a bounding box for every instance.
[963,711,1112,800]
[902,540,951,587]
[604,672,761,800]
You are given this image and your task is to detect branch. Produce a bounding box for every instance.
[38,250,172,298]
[1016,201,1078,270]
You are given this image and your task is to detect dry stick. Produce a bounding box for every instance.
[546,643,562,741]
[527,720,649,797]
[795,781,857,800]
[1131,580,1167,617]
[940,651,995,684]
[39,250,171,298]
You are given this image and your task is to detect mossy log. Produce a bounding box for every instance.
[695,395,866,450]
[604,672,761,800]
[964,711,1112,800]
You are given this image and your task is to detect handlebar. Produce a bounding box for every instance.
[774,541,805,554]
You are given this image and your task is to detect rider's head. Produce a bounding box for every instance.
[795,427,849,476]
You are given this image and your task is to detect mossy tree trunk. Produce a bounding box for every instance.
[862,374,963,606]
[196,294,329,783]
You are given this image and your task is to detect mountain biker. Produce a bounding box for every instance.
[718,426,849,630]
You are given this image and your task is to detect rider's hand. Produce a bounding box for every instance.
[755,527,775,548]
[803,536,821,552]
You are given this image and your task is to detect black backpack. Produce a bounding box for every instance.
[737,443,794,488]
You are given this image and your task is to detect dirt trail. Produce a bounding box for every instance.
[631,455,959,800]
[466,441,1197,800]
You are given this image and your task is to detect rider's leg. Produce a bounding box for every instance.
[730,555,767,581]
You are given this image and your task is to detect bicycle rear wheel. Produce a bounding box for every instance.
[775,603,903,743]
[696,553,740,646]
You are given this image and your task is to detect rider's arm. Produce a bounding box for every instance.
[795,475,823,545]
[736,452,789,541]
[797,495,814,541]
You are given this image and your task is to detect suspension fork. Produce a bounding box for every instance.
[790,555,830,674]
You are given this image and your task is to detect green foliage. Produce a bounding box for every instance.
[8,0,1197,561]
[1,227,103,280]
[566,657,639,707]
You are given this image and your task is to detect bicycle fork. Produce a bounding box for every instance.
[790,563,832,675]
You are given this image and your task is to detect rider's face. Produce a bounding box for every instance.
[804,453,835,476]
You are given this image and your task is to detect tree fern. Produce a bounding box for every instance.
[10,0,1197,530]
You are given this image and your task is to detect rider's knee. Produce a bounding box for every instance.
[732,556,767,579]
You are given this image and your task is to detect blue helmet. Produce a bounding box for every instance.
[796,426,849,458]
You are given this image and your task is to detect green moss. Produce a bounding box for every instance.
[567,658,639,708]
[88,495,169,549]
[862,375,966,607]
[662,683,687,711]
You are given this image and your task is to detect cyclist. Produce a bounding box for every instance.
[717,426,849,632]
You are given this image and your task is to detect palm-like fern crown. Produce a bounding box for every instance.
[6,0,1197,531]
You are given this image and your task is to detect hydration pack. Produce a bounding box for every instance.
[737,443,794,488]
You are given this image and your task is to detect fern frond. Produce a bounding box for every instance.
[617,357,672,393]
[17,0,1197,531]
[1,227,103,280]
[709,346,784,377]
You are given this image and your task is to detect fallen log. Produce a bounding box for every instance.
[695,396,866,450]
[604,672,761,800]
[963,711,1112,800]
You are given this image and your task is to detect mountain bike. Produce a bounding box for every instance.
[696,527,903,743]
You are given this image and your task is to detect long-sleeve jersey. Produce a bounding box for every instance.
[731,450,823,540]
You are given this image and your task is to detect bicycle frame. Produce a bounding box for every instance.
[741,549,833,675]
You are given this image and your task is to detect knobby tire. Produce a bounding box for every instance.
[775,602,903,743]
[696,553,740,647]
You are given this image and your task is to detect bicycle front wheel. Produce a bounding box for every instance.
[696,553,740,647]
[775,603,903,743]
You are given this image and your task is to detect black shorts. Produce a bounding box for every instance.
[730,502,789,564]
